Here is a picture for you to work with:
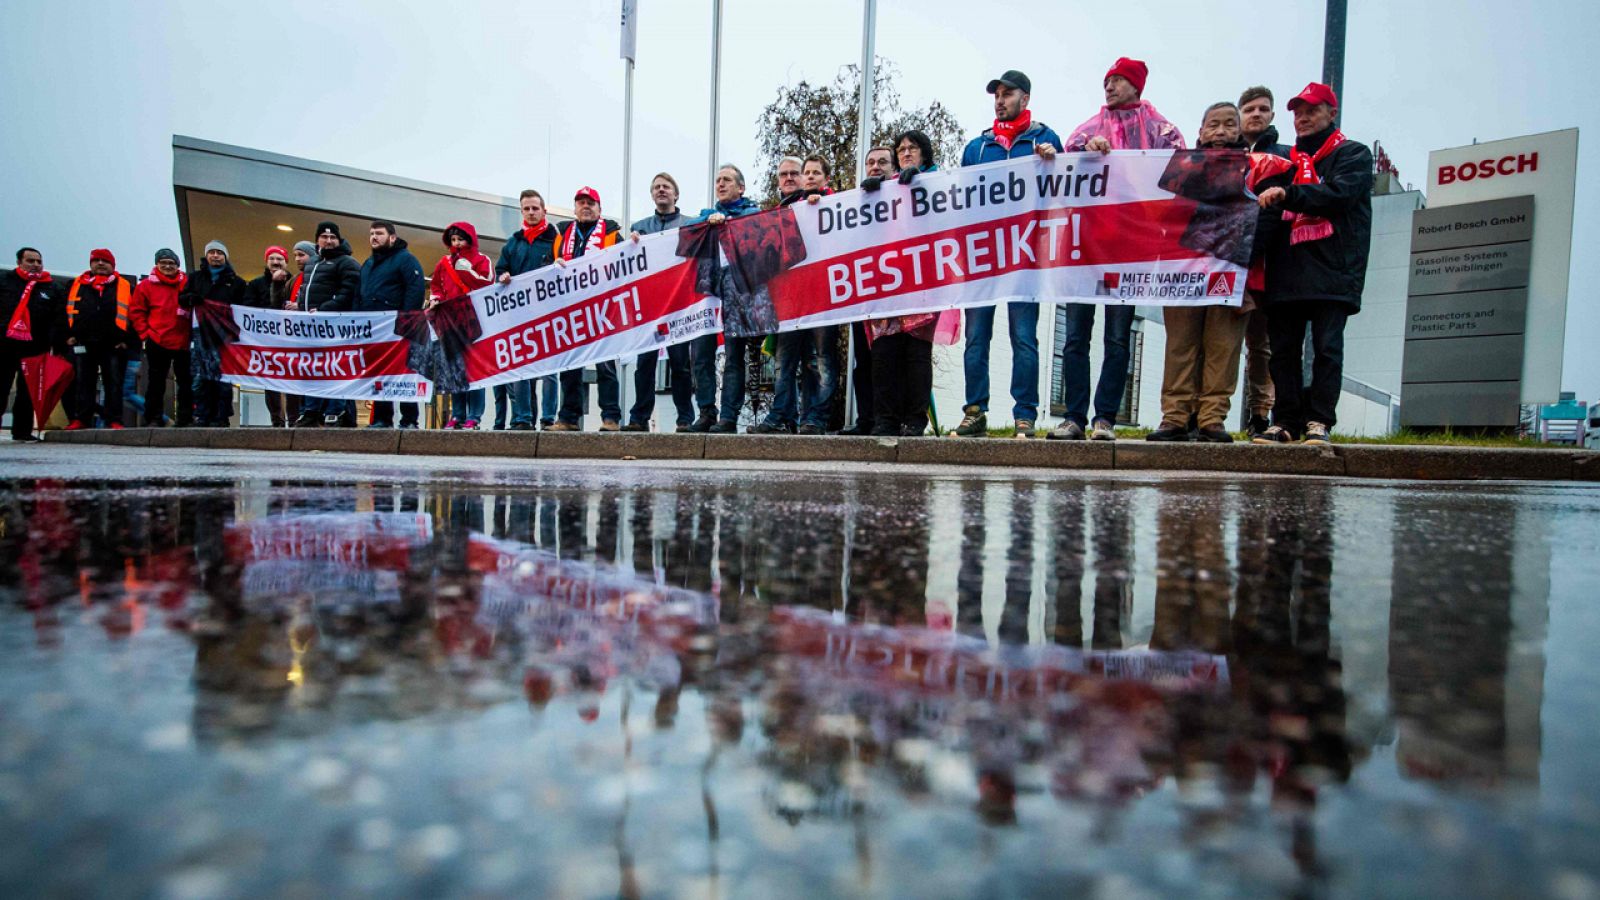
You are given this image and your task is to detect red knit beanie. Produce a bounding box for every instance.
[90,248,116,268]
[265,245,289,262]
[1104,57,1148,96]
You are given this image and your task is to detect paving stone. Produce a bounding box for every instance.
[703,434,898,463]
[1115,440,1344,476]
[39,429,91,444]
[538,432,703,460]
[1336,444,1574,480]
[398,430,538,458]
[1573,452,1600,482]
[210,428,293,451]
[149,428,211,448]
[94,428,153,447]
[895,436,1113,469]
[291,429,400,454]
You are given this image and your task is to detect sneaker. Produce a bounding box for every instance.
[12,434,41,443]
[953,405,987,437]
[1195,425,1234,444]
[398,422,420,430]
[65,420,86,431]
[621,422,648,432]
[109,422,124,431]
[752,421,795,435]
[462,419,480,430]
[870,424,900,437]
[1145,423,1191,442]
[707,419,738,434]
[1090,418,1116,441]
[1246,413,1271,441]
[1252,425,1293,445]
[599,420,621,432]
[797,424,824,436]
[323,414,341,426]
[291,413,317,428]
[367,421,392,429]
[1046,421,1085,441]
[1013,419,1035,439]
[1303,421,1331,445]
[686,411,716,433]
[547,421,579,432]
[901,423,926,437]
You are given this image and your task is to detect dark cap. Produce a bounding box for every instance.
[315,220,342,239]
[986,70,1031,95]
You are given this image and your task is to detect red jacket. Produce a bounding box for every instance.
[429,221,493,302]
[128,270,192,350]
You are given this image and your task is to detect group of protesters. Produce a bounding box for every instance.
[2,57,1370,446]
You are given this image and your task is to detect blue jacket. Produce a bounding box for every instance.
[689,196,760,224]
[960,121,1063,167]
[354,239,426,312]
[630,208,689,235]
[495,224,559,278]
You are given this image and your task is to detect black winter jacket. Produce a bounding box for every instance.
[60,274,138,348]
[1264,128,1374,312]
[1248,125,1292,159]
[0,269,68,356]
[353,239,426,312]
[294,241,363,312]
[181,263,247,310]
[244,269,296,310]
[495,225,559,278]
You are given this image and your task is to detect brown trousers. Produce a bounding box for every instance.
[1243,308,1274,417]
[1159,304,1249,429]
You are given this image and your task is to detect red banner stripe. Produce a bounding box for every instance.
[220,340,412,381]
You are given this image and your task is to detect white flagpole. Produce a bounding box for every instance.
[620,0,639,422]
[854,0,877,179]
[708,0,723,207]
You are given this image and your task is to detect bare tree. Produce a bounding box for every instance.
[753,59,965,207]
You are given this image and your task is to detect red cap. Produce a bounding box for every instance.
[264,245,288,262]
[1104,57,1148,96]
[1287,82,1338,111]
[89,248,115,267]
[574,186,601,205]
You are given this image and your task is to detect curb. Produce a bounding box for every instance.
[33,427,1600,482]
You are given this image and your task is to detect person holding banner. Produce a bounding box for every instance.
[694,164,763,434]
[496,190,562,431]
[61,249,137,430]
[625,173,715,433]
[429,222,494,429]
[956,69,1063,439]
[1238,85,1290,439]
[1050,58,1186,442]
[1149,103,1288,444]
[128,249,192,428]
[292,223,363,427]
[2,247,66,441]
[244,246,299,427]
[550,187,623,432]
[842,145,898,435]
[355,222,427,429]
[1253,83,1373,446]
[182,240,247,426]
[763,156,838,435]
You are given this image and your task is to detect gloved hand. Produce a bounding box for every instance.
[860,176,883,192]
[897,168,919,186]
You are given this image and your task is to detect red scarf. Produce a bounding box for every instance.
[991,110,1033,151]
[560,220,608,262]
[521,219,550,245]
[68,272,132,332]
[150,267,188,289]
[6,269,52,343]
[1284,130,1346,245]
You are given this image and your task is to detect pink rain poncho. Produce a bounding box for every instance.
[1064,100,1187,151]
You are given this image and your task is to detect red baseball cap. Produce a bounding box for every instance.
[574,186,601,205]
[1287,82,1339,111]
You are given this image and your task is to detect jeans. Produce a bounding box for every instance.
[492,383,512,428]
[123,356,144,419]
[305,396,355,422]
[451,389,484,423]
[1058,302,1135,427]
[629,340,703,427]
[504,378,540,427]
[1266,301,1348,435]
[559,361,619,425]
[962,301,1040,422]
[143,343,192,426]
[769,327,837,428]
[73,345,126,426]
[718,335,754,423]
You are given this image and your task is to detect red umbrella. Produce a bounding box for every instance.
[20,353,74,429]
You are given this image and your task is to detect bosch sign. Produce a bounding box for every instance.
[1437,153,1539,185]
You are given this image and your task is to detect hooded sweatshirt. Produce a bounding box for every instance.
[1064,99,1186,151]
[428,222,494,302]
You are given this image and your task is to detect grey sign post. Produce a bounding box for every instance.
[1400,195,1534,428]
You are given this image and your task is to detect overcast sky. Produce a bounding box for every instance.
[2,0,1593,398]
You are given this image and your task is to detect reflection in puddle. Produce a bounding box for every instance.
[0,471,1594,896]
